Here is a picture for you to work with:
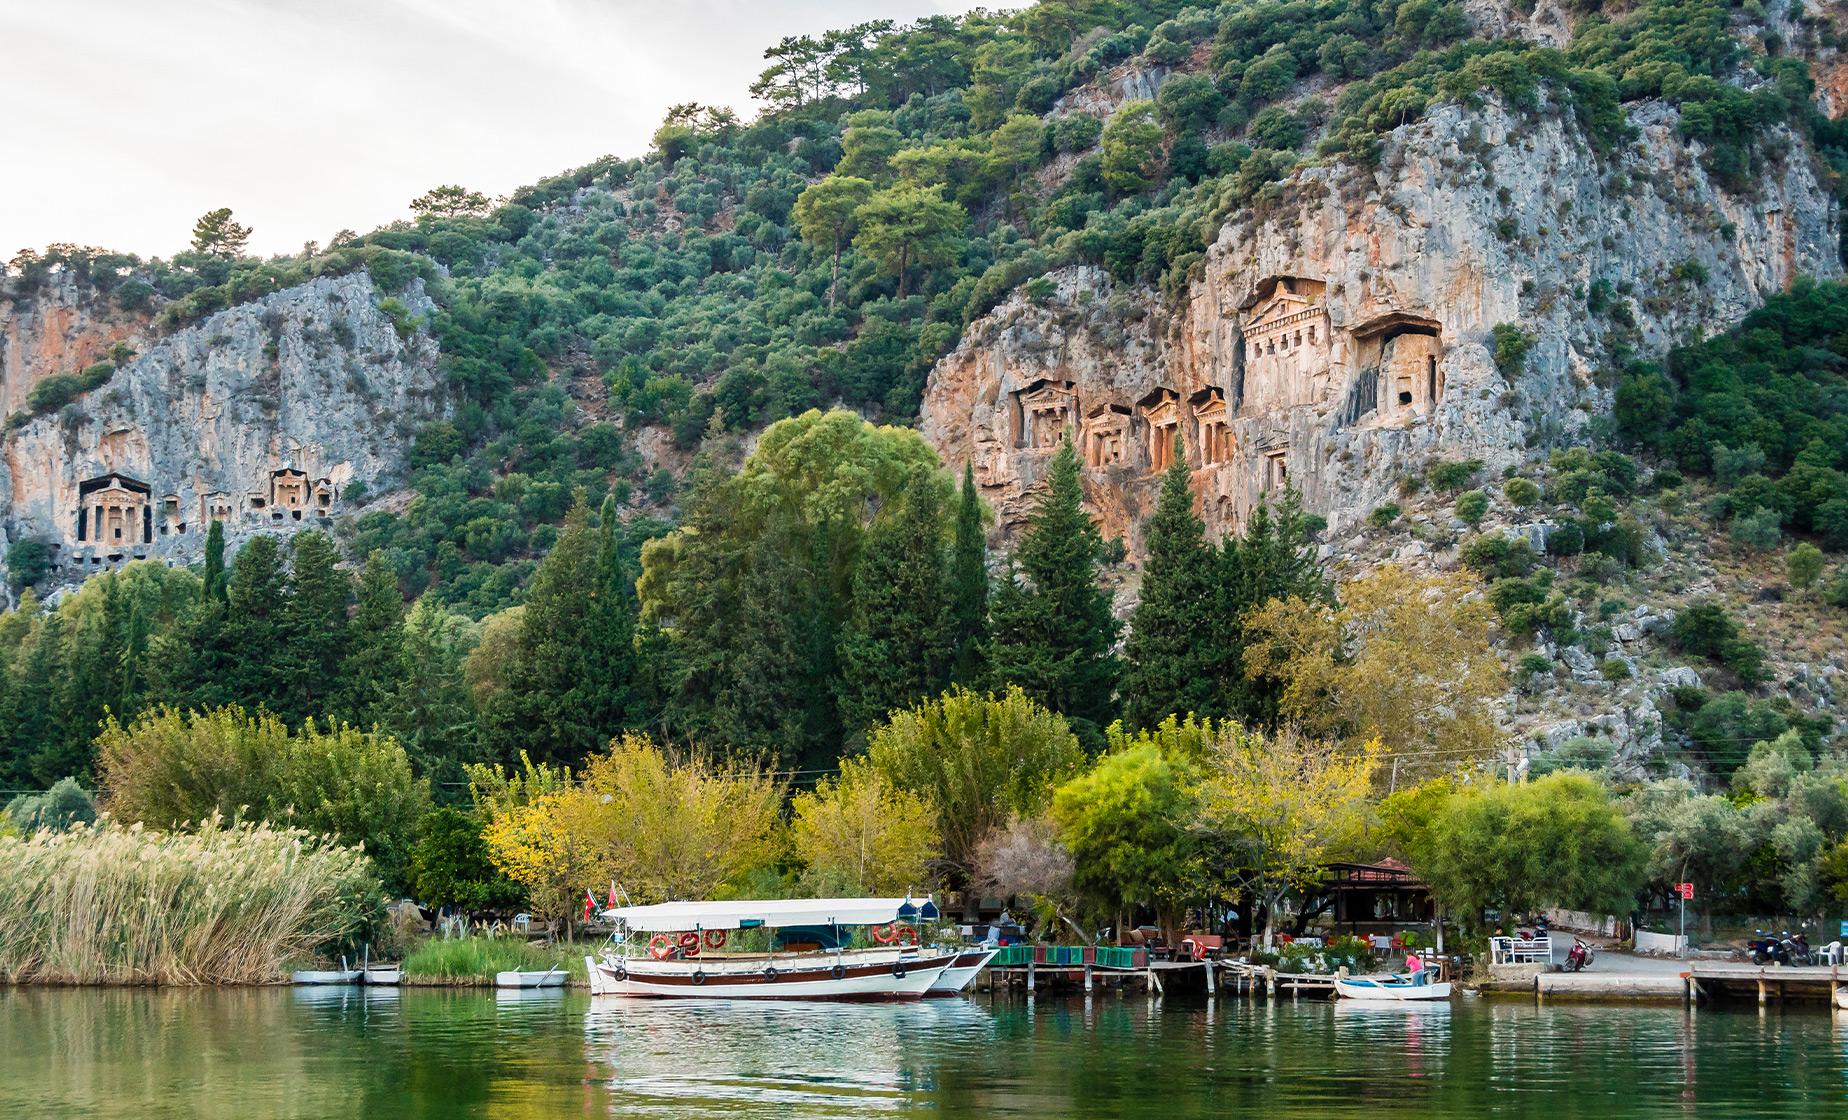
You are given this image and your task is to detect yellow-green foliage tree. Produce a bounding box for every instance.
[790,758,940,894]
[476,734,783,927]
[479,789,603,934]
[96,705,429,890]
[867,686,1084,887]
[1052,742,1200,936]
[1242,565,1505,778]
[1197,726,1378,948]
[578,734,783,901]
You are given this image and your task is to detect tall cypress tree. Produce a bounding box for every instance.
[276,531,351,725]
[338,550,407,728]
[506,496,600,765]
[176,519,237,710]
[223,535,288,711]
[837,463,952,741]
[380,596,478,784]
[1122,442,1225,729]
[985,438,1120,746]
[947,462,988,686]
[201,520,227,604]
[1218,488,1332,723]
[582,495,640,742]
[12,614,65,783]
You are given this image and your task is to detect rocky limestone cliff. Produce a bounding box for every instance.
[0,272,154,419]
[0,271,447,592]
[922,97,1841,555]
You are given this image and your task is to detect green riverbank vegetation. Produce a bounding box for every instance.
[2,0,1846,972]
[0,818,377,985]
[399,937,584,985]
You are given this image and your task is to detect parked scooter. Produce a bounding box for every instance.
[1748,930,1806,965]
[1748,931,1781,965]
[1564,938,1595,972]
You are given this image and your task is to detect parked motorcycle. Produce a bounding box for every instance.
[1744,935,1803,968]
[1564,938,1594,972]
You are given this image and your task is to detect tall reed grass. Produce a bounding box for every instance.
[0,817,378,985]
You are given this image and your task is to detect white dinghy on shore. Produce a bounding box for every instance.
[496,968,568,989]
[293,955,362,985]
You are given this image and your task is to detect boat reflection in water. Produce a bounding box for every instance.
[583,996,995,1112]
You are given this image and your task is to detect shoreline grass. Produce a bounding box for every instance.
[400,937,587,986]
[0,818,377,986]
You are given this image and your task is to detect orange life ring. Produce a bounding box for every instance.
[703,928,727,950]
[648,934,675,960]
[678,930,701,958]
[871,924,896,944]
[893,923,917,944]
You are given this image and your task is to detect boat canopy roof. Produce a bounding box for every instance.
[605,897,937,932]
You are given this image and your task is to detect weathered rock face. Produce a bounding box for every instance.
[0,272,154,419]
[0,272,447,589]
[921,98,1841,554]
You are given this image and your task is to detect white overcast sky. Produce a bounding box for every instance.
[2,1,995,259]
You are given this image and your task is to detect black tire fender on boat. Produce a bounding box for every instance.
[762,966,779,982]
[612,963,628,983]
[831,964,846,980]
[892,961,907,980]
[691,970,706,986]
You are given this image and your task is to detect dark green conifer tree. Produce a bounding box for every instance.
[275,531,351,724]
[1218,489,1332,723]
[985,438,1120,746]
[223,534,288,711]
[8,614,64,784]
[582,495,640,741]
[947,461,988,686]
[837,464,951,741]
[338,550,407,728]
[713,523,837,769]
[502,496,600,765]
[1122,442,1225,729]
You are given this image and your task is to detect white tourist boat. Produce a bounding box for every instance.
[586,897,961,1000]
[928,948,1000,995]
[1334,972,1453,1001]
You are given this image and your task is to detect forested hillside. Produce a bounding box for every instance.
[2,0,1846,801]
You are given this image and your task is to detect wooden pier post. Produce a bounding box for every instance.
[1204,957,1215,998]
[1757,974,1767,1006]
[1266,966,1277,999]
[1027,960,1036,993]
[1084,964,1093,993]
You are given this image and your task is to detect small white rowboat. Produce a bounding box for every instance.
[292,969,363,985]
[362,965,402,986]
[496,968,568,989]
[1335,974,1453,1001]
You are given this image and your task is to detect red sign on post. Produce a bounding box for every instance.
[1676,882,1695,900]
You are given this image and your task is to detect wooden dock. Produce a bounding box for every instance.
[1687,963,1846,1005]
[979,945,1350,999]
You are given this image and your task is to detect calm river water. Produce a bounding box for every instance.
[1,986,1843,1118]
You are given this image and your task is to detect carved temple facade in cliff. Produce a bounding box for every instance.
[992,273,1448,537]
[54,461,341,573]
